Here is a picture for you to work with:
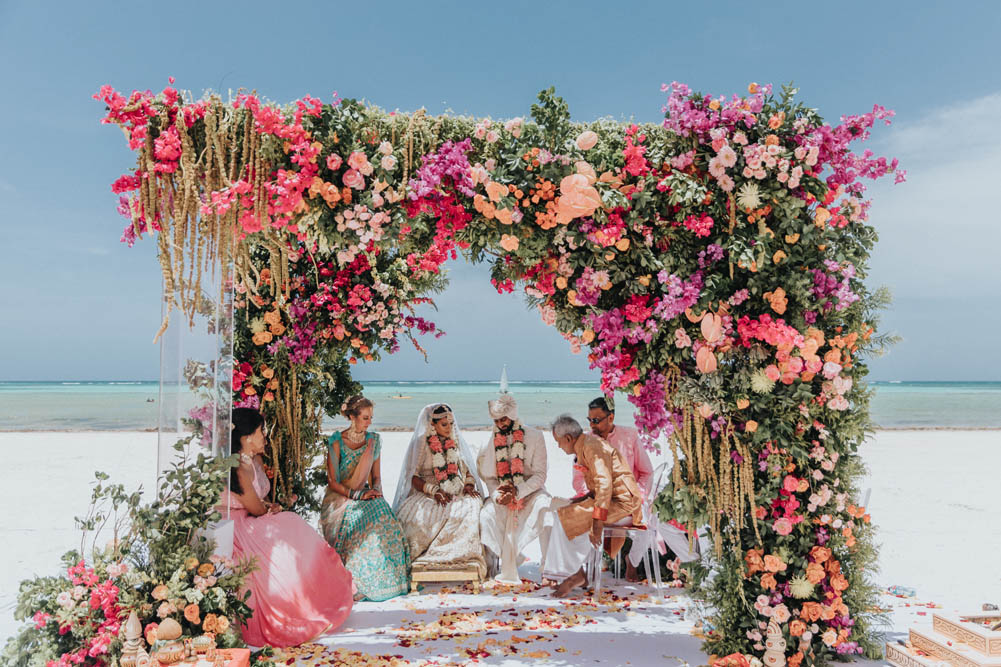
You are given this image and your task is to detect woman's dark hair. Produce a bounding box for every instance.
[431,404,453,422]
[230,408,264,494]
[588,396,614,414]
[343,395,374,418]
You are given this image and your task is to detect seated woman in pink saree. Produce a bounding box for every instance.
[218,408,354,647]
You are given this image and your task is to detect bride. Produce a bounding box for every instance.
[392,404,487,578]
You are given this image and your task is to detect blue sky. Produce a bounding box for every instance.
[0,1,998,381]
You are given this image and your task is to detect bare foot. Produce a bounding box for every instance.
[553,570,587,598]
[541,577,559,589]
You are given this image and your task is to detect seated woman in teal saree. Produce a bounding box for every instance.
[319,396,410,601]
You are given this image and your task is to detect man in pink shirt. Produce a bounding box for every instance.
[572,396,654,581]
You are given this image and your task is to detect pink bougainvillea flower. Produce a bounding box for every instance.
[576,130,598,151]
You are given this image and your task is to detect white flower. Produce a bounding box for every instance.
[432,453,446,468]
[378,141,393,156]
[736,182,762,210]
[56,591,74,608]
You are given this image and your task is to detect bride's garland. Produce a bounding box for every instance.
[428,431,464,496]
[492,421,527,487]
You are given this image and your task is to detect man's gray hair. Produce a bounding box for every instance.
[551,413,583,441]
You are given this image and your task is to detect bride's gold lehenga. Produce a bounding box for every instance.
[395,439,486,577]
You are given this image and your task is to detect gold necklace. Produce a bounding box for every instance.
[344,426,365,441]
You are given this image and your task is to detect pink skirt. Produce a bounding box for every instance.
[231,509,355,647]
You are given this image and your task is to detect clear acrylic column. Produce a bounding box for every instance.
[156,244,235,509]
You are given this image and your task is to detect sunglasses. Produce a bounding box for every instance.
[588,414,609,424]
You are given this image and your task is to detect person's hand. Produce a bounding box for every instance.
[589,519,604,547]
[463,483,480,498]
[361,489,382,501]
[497,483,516,506]
[571,491,595,504]
[433,490,452,506]
[266,502,282,515]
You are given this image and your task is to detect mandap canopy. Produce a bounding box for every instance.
[96,79,903,664]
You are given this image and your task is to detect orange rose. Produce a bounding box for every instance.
[197,563,215,577]
[763,288,788,315]
[806,561,826,584]
[768,112,786,130]
[144,623,159,645]
[830,573,849,593]
[809,546,831,564]
[151,584,169,601]
[760,573,777,591]
[556,174,601,223]
[789,620,806,637]
[745,420,758,433]
[215,616,230,633]
[814,206,832,228]
[494,207,513,225]
[202,614,218,633]
[800,602,823,623]
[788,651,804,667]
[763,554,787,573]
[499,234,520,252]
[736,398,750,410]
[184,603,201,625]
[765,134,780,146]
[744,548,764,575]
[485,181,507,203]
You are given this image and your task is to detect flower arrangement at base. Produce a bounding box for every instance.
[1,443,254,667]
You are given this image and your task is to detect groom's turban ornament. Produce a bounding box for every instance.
[488,394,518,421]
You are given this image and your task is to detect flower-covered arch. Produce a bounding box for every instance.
[96,79,903,663]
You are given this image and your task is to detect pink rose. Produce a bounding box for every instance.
[342,168,365,190]
[576,130,598,151]
[773,517,794,536]
[486,130,499,143]
[494,434,507,448]
[428,436,443,453]
[434,469,448,481]
[326,153,343,171]
[771,604,791,623]
[347,151,373,176]
[510,458,524,474]
[496,461,511,476]
[380,155,397,171]
[782,475,799,493]
[446,463,458,475]
[378,141,393,156]
[512,430,524,442]
[764,364,781,381]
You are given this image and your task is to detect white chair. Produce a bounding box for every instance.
[588,462,672,599]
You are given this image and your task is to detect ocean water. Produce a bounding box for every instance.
[0,381,998,431]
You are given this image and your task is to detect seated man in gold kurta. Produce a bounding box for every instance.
[541,414,643,598]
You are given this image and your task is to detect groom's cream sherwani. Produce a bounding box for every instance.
[477,425,550,579]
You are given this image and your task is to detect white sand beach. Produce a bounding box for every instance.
[2,429,999,665]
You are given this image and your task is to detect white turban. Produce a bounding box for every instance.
[488,394,518,421]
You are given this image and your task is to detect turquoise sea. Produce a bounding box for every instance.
[0,381,998,431]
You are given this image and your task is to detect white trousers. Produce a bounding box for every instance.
[540,513,592,580]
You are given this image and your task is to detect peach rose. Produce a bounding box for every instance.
[760,573,777,591]
[576,130,598,151]
[342,168,365,190]
[745,420,758,433]
[197,563,215,577]
[499,234,519,252]
[485,180,508,203]
[202,614,218,633]
[184,603,201,625]
[215,616,230,633]
[380,155,397,171]
[151,584,169,601]
[744,548,764,575]
[347,151,373,176]
[789,620,806,637]
[805,561,826,584]
[763,554,787,573]
[771,603,791,623]
[736,398,750,410]
[556,174,601,223]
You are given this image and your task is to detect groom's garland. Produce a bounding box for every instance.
[428,432,465,496]
[492,421,527,487]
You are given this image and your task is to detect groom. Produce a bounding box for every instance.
[478,393,550,583]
